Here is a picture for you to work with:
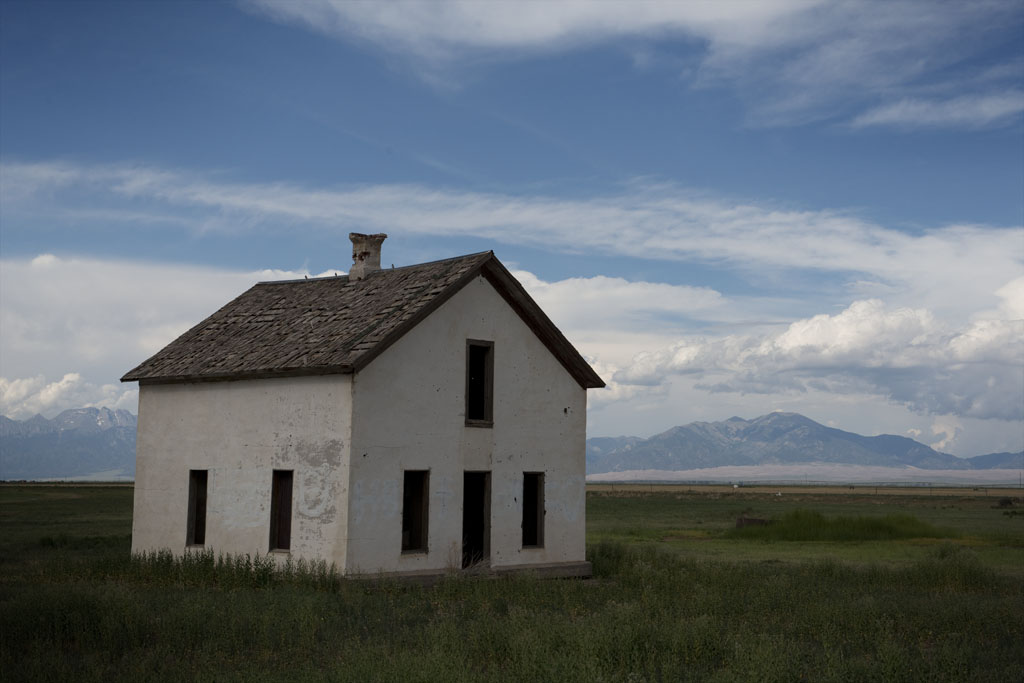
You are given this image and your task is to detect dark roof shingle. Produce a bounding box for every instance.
[121,252,604,389]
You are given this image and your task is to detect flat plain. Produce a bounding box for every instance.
[1,483,1022,682]
[587,484,1024,575]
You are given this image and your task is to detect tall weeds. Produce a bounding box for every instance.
[3,487,1021,682]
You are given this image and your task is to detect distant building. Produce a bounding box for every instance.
[122,234,604,578]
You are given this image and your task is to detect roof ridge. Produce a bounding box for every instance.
[256,251,493,286]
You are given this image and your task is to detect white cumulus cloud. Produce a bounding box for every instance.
[929,416,963,452]
[0,254,345,419]
[0,373,138,420]
[613,298,1024,422]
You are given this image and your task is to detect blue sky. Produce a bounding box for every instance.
[1,0,1022,457]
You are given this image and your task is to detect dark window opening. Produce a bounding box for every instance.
[186,469,208,546]
[466,340,494,425]
[462,471,491,568]
[402,470,429,552]
[522,472,544,547]
[269,470,293,551]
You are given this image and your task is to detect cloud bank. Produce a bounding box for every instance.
[614,297,1024,422]
[5,252,1018,432]
[0,254,339,419]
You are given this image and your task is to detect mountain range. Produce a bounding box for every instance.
[0,408,1020,481]
[0,407,137,480]
[587,412,1022,474]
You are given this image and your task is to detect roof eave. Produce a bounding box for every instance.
[479,259,606,390]
[126,364,355,386]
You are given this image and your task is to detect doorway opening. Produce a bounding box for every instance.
[462,471,491,568]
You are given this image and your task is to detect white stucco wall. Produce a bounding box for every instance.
[132,375,352,568]
[347,275,588,575]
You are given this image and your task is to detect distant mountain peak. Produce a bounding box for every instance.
[756,411,813,424]
[1,407,137,439]
[586,412,1017,474]
[1,406,137,480]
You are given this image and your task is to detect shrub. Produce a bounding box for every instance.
[724,509,957,542]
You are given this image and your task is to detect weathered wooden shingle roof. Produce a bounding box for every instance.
[122,251,604,389]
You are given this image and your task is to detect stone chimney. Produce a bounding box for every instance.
[348,233,387,280]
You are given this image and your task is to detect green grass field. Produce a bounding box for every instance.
[1,484,1022,682]
[587,486,1024,574]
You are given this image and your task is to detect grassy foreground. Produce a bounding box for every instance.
[1,485,1022,682]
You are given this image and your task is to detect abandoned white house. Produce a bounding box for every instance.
[122,234,604,577]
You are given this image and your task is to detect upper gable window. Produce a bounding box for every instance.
[465,340,494,427]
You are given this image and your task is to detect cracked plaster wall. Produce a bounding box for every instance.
[132,374,352,567]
